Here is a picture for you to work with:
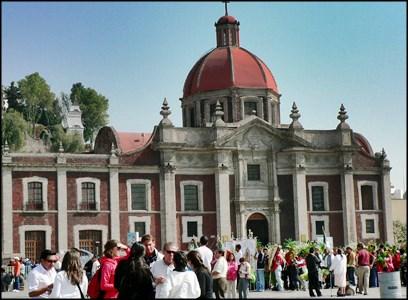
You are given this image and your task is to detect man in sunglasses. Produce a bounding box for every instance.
[150,242,178,298]
[27,249,58,298]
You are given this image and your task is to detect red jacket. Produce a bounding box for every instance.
[100,249,130,299]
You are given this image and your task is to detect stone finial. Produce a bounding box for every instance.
[58,141,64,153]
[289,102,303,129]
[380,148,387,159]
[110,142,117,156]
[3,140,10,156]
[337,104,350,129]
[160,97,173,127]
[213,100,225,127]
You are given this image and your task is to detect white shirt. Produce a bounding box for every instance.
[27,264,57,298]
[49,271,88,298]
[235,250,243,265]
[197,245,213,271]
[166,270,201,298]
[150,259,175,298]
[212,256,228,279]
[91,260,100,276]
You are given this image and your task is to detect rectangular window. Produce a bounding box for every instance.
[79,230,102,256]
[134,222,146,236]
[244,101,257,116]
[187,221,198,237]
[131,184,147,210]
[247,164,260,181]
[27,182,43,210]
[81,182,96,210]
[312,186,325,211]
[365,219,375,234]
[361,185,374,210]
[25,231,45,261]
[184,185,199,211]
[315,221,325,235]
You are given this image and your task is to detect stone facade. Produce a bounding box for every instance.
[1,12,394,260]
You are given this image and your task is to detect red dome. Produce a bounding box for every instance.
[217,15,238,25]
[183,47,279,98]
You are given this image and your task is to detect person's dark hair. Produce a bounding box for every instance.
[357,242,364,249]
[187,250,209,272]
[200,236,208,246]
[40,249,56,260]
[104,239,119,258]
[173,251,187,272]
[141,234,154,244]
[239,257,245,263]
[309,247,315,254]
[61,249,84,285]
[235,244,241,250]
[128,243,148,273]
[337,248,343,257]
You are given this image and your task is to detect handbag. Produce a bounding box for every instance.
[76,283,85,299]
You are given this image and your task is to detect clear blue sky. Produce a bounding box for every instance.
[2,2,406,191]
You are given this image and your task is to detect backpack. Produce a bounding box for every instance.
[87,262,104,299]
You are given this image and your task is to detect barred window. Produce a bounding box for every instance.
[79,230,102,256]
[365,219,375,234]
[247,164,260,181]
[134,222,146,236]
[25,231,45,261]
[131,184,146,210]
[81,182,96,210]
[361,185,374,210]
[27,182,43,210]
[244,101,257,115]
[184,185,199,211]
[312,186,325,211]
[187,221,198,237]
[315,221,325,235]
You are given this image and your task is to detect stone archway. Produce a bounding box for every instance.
[246,213,269,245]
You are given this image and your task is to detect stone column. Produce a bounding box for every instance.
[341,164,357,245]
[57,166,68,252]
[204,101,210,125]
[2,166,13,258]
[293,158,308,242]
[160,164,177,244]
[257,97,264,119]
[381,158,394,244]
[234,151,246,239]
[271,151,281,244]
[215,167,231,239]
[109,151,120,240]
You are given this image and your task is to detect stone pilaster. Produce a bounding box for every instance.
[57,167,68,252]
[381,157,394,243]
[293,155,308,241]
[341,162,357,245]
[215,163,231,240]
[160,164,177,244]
[2,166,13,258]
[271,151,281,244]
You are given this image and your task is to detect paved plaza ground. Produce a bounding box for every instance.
[2,279,406,299]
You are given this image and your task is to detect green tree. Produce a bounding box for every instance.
[393,220,407,245]
[70,82,109,144]
[1,110,27,151]
[18,72,55,136]
[3,81,24,113]
[49,124,84,153]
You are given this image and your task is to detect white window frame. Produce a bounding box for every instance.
[181,216,203,243]
[180,181,203,211]
[76,177,100,211]
[127,179,151,211]
[357,181,378,210]
[19,225,52,258]
[128,216,151,238]
[22,176,48,211]
[310,215,330,241]
[73,224,108,250]
[360,213,379,239]
[308,182,329,212]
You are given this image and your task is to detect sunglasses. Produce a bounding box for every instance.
[46,259,57,263]
[166,250,175,254]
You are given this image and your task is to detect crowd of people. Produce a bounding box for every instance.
[1,236,406,299]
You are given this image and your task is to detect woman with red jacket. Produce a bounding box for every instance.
[100,240,130,299]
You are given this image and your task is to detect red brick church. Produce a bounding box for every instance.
[1,11,393,261]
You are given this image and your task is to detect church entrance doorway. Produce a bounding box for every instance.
[246,213,269,246]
